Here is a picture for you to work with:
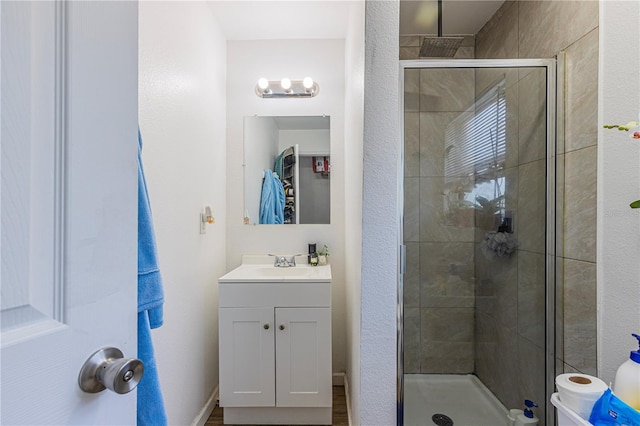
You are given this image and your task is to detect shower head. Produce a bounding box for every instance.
[419,0,463,58]
[420,36,464,58]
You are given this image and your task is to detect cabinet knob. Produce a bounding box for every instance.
[264,324,270,330]
[279,325,285,331]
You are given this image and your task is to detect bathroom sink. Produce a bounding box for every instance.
[219,258,331,283]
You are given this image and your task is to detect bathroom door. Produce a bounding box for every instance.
[1,1,139,424]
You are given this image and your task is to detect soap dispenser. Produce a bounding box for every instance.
[515,400,539,426]
[613,333,640,410]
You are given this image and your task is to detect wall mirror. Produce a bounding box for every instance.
[244,115,330,225]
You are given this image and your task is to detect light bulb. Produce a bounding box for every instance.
[280,78,292,90]
[303,77,314,89]
[257,78,269,90]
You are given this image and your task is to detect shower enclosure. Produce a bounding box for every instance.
[398,59,560,426]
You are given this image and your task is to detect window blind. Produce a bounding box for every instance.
[444,79,506,183]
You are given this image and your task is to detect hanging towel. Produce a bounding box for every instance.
[137,129,168,426]
[259,169,285,224]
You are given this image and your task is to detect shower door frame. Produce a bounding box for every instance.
[397,58,560,426]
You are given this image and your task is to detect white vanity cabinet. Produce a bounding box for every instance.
[218,261,332,425]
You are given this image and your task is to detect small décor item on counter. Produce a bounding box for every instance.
[308,243,318,266]
[515,400,539,426]
[613,333,640,410]
[589,388,640,426]
[555,373,608,420]
[318,245,329,265]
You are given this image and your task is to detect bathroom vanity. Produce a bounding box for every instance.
[218,256,332,425]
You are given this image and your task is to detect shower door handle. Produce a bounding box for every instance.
[400,244,407,275]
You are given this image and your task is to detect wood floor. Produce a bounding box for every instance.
[205,386,348,426]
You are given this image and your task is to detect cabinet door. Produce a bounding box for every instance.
[219,307,275,407]
[275,308,332,407]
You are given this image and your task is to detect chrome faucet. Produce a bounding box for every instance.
[268,254,300,267]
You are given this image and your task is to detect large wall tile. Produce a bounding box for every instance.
[476,243,518,328]
[518,250,546,349]
[405,112,420,176]
[517,160,546,254]
[419,177,475,242]
[518,69,547,164]
[419,68,474,112]
[420,341,474,374]
[518,1,598,59]
[564,146,597,262]
[404,242,420,308]
[404,177,420,242]
[421,307,475,342]
[563,258,597,375]
[405,69,420,112]
[400,36,420,47]
[400,47,419,60]
[419,112,459,177]
[476,1,518,59]
[420,242,475,308]
[565,29,599,153]
[404,307,421,374]
[518,336,546,412]
[421,307,475,374]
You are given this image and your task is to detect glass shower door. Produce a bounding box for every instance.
[400,60,557,426]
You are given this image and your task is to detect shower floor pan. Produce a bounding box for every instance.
[404,374,508,426]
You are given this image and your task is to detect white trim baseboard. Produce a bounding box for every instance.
[343,373,352,426]
[191,384,219,426]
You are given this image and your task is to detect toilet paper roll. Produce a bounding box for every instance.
[556,373,608,421]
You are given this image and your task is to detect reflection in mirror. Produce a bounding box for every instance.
[244,116,330,225]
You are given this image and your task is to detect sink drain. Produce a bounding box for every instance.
[432,413,453,426]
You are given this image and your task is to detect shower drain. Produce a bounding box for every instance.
[431,413,454,426]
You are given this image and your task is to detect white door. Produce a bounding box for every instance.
[1,1,139,424]
[275,307,332,408]
[219,307,276,407]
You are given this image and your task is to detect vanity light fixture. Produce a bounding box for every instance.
[255,76,319,98]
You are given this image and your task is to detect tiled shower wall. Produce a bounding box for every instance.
[475,0,599,390]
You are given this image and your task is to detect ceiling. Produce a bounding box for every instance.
[208,1,504,40]
[400,0,505,36]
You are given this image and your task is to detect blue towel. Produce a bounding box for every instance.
[259,169,285,224]
[137,130,168,426]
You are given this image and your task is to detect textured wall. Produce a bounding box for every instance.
[598,0,640,385]
[361,1,400,424]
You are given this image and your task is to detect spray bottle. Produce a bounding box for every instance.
[515,400,539,426]
[613,333,640,410]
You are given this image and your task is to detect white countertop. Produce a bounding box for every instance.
[219,255,332,283]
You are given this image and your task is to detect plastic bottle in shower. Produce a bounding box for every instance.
[515,400,538,426]
[613,333,640,410]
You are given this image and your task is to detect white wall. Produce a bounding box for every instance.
[279,129,331,155]
[360,1,399,424]
[344,1,365,422]
[139,2,227,424]
[226,39,348,374]
[598,0,640,384]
